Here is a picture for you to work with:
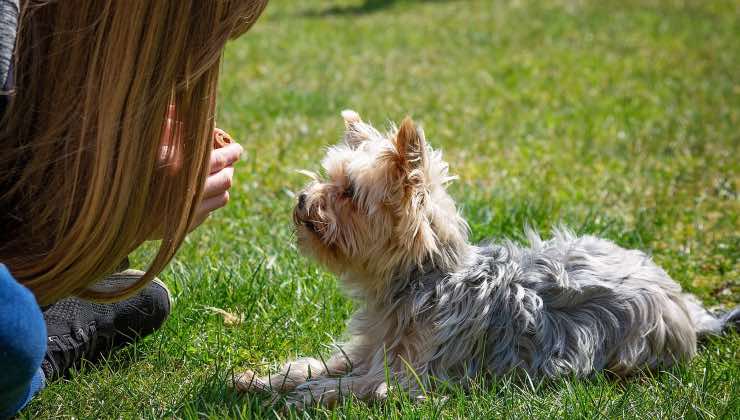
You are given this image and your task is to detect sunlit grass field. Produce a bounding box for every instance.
[25,0,739,418]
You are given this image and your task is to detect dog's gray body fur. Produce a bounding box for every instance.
[382,228,724,382]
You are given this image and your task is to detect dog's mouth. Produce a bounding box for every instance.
[303,220,317,233]
[293,207,320,236]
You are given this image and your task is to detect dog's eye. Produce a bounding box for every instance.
[343,182,355,199]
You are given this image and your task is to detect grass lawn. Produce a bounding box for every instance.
[24,0,739,418]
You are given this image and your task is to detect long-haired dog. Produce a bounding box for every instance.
[235,110,739,409]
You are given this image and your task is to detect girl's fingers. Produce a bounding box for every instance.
[203,166,235,199]
[200,191,230,214]
[210,142,243,174]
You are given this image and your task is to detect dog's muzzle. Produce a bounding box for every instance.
[293,192,315,234]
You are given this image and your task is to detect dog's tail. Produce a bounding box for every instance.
[684,293,740,337]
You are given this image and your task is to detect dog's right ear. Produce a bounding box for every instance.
[341,109,367,149]
[395,116,428,177]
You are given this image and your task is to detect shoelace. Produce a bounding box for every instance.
[48,321,104,375]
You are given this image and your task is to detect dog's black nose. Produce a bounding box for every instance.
[298,192,307,210]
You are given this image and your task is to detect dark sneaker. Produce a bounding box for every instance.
[41,270,172,380]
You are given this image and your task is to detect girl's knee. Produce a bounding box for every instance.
[0,264,47,386]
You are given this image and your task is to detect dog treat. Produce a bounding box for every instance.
[213,128,233,149]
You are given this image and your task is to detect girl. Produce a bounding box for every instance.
[0,1,268,417]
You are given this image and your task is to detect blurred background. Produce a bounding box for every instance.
[217,0,738,299]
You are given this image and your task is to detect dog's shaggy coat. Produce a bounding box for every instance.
[235,111,738,408]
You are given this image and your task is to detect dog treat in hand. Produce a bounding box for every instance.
[213,128,233,149]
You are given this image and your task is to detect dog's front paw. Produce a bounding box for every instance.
[282,381,340,410]
[232,370,270,394]
[374,381,389,400]
[278,391,316,414]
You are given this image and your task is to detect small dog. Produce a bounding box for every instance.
[235,110,738,408]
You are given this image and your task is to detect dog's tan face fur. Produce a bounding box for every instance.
[294,111,468,295]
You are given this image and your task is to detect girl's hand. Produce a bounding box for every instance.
[189,141,243,231]
[157,104,241,234]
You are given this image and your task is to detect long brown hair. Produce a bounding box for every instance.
[0,0,268,305]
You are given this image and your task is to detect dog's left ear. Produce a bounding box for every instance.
[395,117,428,178]
[342,109,367,149]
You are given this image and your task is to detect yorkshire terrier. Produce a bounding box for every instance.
[235,110,739,409]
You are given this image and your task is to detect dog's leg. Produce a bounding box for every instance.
[281,353,434,409]
[283,374,387,410]
[282,367,434,410]
[233,347,360,394]
[233,357,329,393]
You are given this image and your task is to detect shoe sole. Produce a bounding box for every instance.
[152,278,174,311]
[89,269,174,311]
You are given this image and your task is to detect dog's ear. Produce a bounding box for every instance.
[395,116,428,178]
[342,109,362,126]
[341,109,366,149]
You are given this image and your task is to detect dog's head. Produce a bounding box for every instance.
[294,110,468,293]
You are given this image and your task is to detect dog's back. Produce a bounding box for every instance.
[422,228,719,379]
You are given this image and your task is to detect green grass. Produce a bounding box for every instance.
[25,0,739,418]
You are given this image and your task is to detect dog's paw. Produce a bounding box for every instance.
[374,382,389,400]
[232,370,270,394]
[278,391,314,415]
[283,381,340,410]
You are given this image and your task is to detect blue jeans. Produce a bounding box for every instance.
[0,264,46,419]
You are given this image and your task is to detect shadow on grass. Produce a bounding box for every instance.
[304,0,455,17]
